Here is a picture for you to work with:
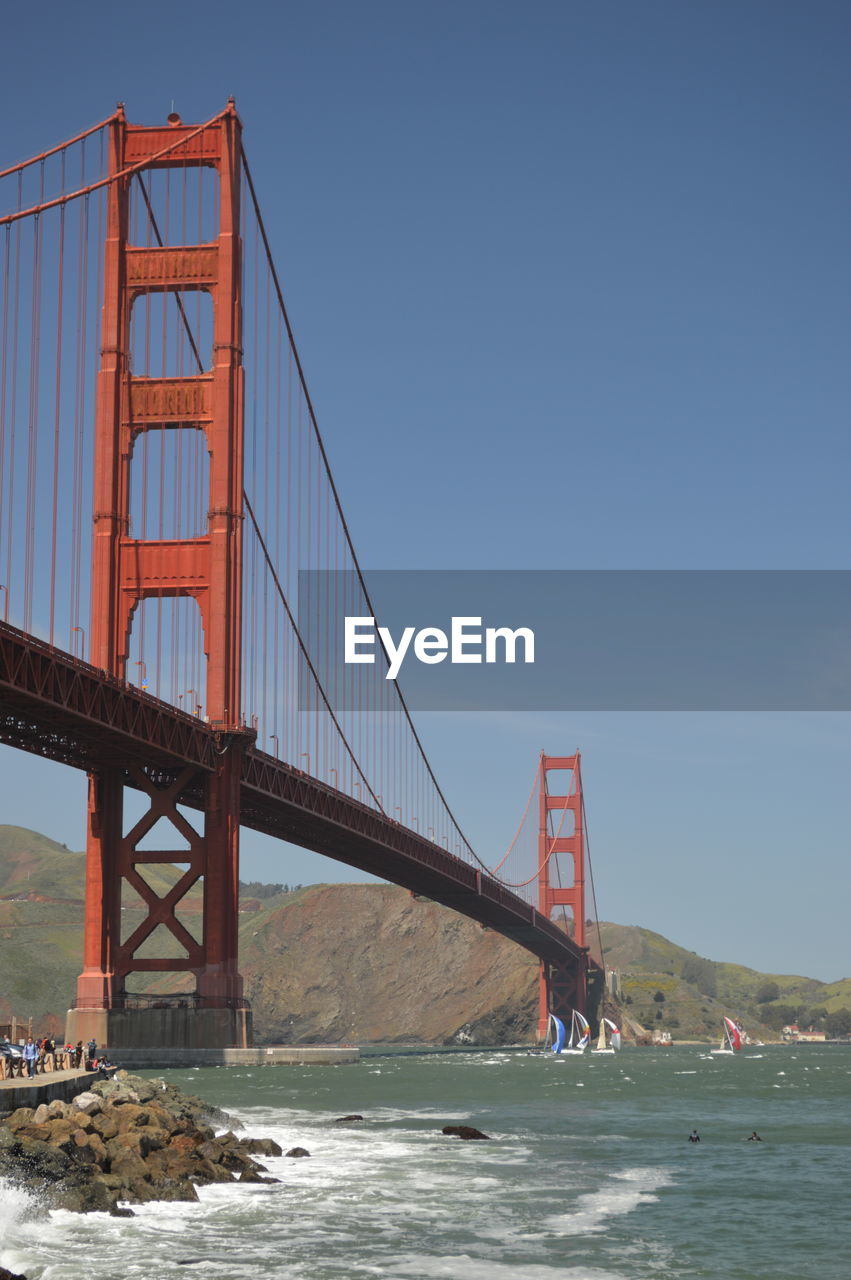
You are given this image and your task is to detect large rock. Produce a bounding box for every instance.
[72,1091,103,1115]
[441,1125,491,1141]
[4,1109,35,1132]
[91,1110,120,1141]
[241,1137,283,1156]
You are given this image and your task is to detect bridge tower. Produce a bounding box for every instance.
[537,753,590,1038]
[66,104,252,1050]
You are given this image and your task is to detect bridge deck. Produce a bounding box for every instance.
[0,621,586,968]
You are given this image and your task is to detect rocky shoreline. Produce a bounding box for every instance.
[0,1070,285,1219]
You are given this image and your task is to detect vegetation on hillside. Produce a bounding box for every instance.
[597,922,851,1039]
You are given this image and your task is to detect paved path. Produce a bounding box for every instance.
[0,1068,92,1092]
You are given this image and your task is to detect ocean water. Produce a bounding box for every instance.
[2,1045,850,1279]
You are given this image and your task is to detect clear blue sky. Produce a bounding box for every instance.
[1,1,848,980]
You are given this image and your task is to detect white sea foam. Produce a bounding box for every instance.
[543,1166,675,1238]
[389,1258,626,1279]
[0,1178,43,1277]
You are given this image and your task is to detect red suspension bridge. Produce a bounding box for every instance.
[0,102,602,1048]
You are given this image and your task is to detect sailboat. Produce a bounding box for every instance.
[547,1013,567,1054]
[710,1016,743,1055]
[591,1017,622,1054]
[565,1010,591,1053]
[548,1010,590,1054]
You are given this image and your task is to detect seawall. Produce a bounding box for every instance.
[0,1068,99,1112]
[101,1045,359,1069]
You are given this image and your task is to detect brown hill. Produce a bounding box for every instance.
[239,884,538,1044]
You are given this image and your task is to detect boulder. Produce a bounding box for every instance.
[122,1178,160,1205]
[72,1091,103,1115]
[113,1103,153,1130]
[241,1137,283,1156]
[441,1125,491,1141]
[4,1108,35,1132]
[79,1132,109,1166]
[285,1147,311,1158]
[91,1111,120,1141]
[7,1136,74,1183]
[43,1119,78,1147]
[189,1156,234,1185]
[92,1080,140,1106]
[105,1146,149,1185]
[192,1158,234,1185]
[145,1178,199,1203]
[219,1149,263,1174]
[11,1124,53,1144]
[168,1132,205,1157]
[334,1114,363,1122]
[195,1140,224,1163]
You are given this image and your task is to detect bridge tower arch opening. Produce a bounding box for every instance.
[67,103,253,1051]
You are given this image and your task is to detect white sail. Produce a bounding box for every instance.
[592,1016,620,1053]
[562,1008,589,1054]
[605,1019,622,1050]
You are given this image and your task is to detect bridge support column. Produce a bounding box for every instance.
[539,959,587,1036]
[74,770,124,1010]
[68,737,253,1050]
[68,104,251,1050]
[536,753,590,1041]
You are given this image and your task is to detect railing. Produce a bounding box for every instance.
[119,992,251,1011]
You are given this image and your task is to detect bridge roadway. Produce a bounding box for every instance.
[0,621,584,968]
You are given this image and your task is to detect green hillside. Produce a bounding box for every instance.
[596,922,850,1038]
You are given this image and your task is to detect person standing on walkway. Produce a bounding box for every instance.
[23,1036,38,1078]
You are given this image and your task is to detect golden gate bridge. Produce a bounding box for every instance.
[0,101,602,1049]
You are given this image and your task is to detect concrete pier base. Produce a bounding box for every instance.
[65,1005,252,1051]
[96,1045,359,1068]
[0,1069,100,1113]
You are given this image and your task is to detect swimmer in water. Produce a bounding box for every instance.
[688,1129,700,1142]
[747,1131,762,1141]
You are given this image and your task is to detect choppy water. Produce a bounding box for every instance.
[2,1044,850,1279]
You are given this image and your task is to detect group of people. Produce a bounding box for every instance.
[688,1129,762,1143]
[3,1035,102,1079]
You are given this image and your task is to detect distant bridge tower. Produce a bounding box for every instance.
[537,753,589,1038]
[67,104,252,1050]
